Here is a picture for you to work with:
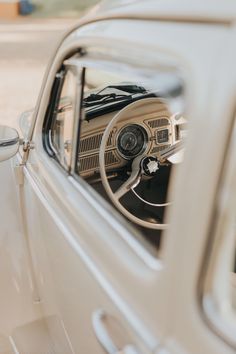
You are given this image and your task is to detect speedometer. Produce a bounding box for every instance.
[117,124,148,159]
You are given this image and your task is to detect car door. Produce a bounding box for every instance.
[19,32,180,354]
[21,71,165,354]
[15,17,235,354]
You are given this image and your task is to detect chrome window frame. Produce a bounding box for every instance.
[43,60,83,174]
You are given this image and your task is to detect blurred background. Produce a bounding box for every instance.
[19,0,99,18]
[0,0,100,128]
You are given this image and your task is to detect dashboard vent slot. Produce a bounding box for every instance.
[79,131,113,153]
[79,133,103,153]
[107,131,113,147]
[151,144,171,154]
[105,151,118,165]
[148,118,170,129]
[79,151,119,173]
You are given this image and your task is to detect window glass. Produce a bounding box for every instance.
[51,68,77,170]
[75,65,186,254]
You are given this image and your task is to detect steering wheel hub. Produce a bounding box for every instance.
[141,156,159,176]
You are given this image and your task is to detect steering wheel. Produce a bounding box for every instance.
[99,98,171,230]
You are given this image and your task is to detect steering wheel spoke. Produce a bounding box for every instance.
[115,173,141,200]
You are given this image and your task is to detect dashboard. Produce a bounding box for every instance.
[78,97,185,178]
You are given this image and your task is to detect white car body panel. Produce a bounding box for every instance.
[0,1,235,353]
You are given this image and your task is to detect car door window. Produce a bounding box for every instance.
[74,64,187,254]
[44,55,187,257]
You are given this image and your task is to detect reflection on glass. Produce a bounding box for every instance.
[75,66,186,254]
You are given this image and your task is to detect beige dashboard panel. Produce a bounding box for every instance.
[78,97,181,177]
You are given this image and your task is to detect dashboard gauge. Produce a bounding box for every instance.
[117,124,148,159]
[156,128,169,144]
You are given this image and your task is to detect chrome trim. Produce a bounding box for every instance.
[132,186,171,207]
[0,137,19,147]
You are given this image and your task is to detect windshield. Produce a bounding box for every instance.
[83,83,156,119]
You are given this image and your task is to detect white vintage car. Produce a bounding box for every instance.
[0,0,236,353]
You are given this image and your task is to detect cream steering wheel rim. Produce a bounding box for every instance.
[99,98,169,230]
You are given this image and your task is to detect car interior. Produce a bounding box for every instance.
[76,67,186,248]
[48,61,187,251]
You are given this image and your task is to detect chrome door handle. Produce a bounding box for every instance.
[92,309,140,354]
